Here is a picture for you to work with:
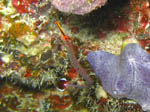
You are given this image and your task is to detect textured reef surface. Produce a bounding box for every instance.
[0,0,150,111]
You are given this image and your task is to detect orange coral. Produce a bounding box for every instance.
[8,22,31,38]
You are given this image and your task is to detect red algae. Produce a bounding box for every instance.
[97,31,106,41]
[131,0,150,35]
[24,67,32,78]
[50,95,73,110]
[12,0,39,13]
[68,66,77,79]
[138,39,150,52]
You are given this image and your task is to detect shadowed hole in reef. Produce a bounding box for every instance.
[58,0,130,34]
[82,0,130,28]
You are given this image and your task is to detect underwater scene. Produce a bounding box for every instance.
[0,0,150,112]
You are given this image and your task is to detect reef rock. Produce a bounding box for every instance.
[51,0,107,15]
[87,43,150,111]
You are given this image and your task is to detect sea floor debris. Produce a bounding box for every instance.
[0,0,149,111]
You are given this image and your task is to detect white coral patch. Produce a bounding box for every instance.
[1,54,12,63]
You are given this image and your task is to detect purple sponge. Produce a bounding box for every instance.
[52,0,107,15]
[87,43,150,111]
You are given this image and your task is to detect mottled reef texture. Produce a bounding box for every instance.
[0,0,150,111]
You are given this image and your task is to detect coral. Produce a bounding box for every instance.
[52,0,107,15]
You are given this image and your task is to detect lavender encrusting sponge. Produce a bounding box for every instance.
[51,0,107,15]
[87,43,150,111]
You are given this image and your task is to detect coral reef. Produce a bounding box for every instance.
[0,0,149,111]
